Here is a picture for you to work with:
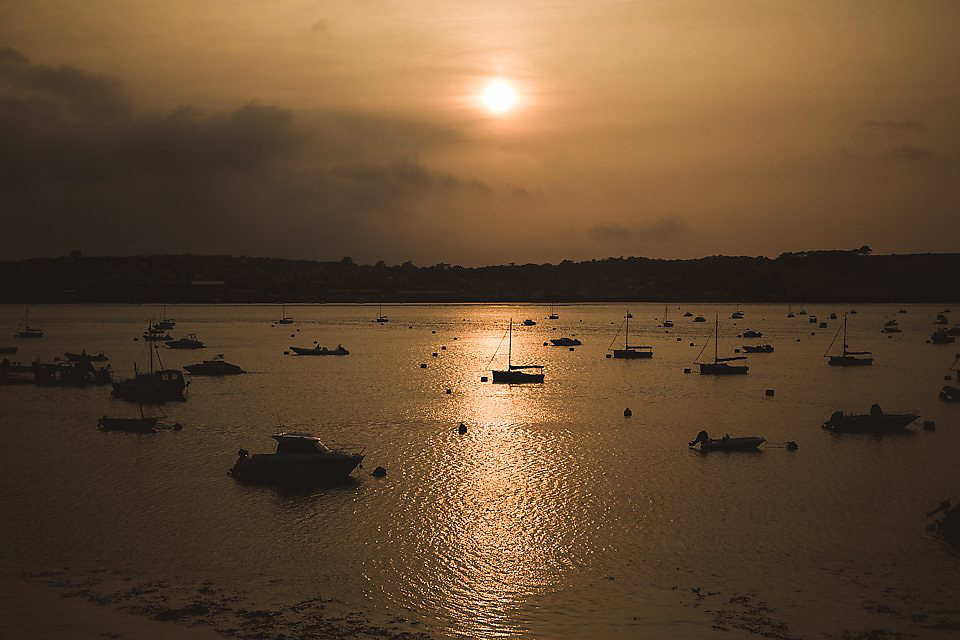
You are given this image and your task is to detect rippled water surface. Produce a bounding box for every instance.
[1,303,958,638]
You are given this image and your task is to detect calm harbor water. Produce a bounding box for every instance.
[1,303,958,639]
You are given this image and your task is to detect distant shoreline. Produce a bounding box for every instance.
[3,249,958,304]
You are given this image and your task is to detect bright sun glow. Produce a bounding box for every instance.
[482,79,517,114]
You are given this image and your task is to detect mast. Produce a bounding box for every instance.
[149,330,154,374]
[625,311,629,349]
[508,318,513,367]
[842,314,848,357]
[714,314,719,364]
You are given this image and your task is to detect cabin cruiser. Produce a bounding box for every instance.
[166,333,206,349]
[64,350,108,362]
[229,433,364,483]
[882,326,902,334]
[822,405,918,434]
[550,337,582,347]
[683,312,693,317]
[184,354,245,375]
[688,431,764,452]
[742,344,774,353]
[142,328,172,341]
[290,344,349,356]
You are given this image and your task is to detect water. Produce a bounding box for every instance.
[1,303,958,638]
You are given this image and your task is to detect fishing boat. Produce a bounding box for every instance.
[64,350,108,362]
[695,315,748,375]
[373,301,388,323]
[688,431,765,452]
[550,337,582,347]
[491,319,545,383]
[809,315,818,324]
[825,315,873,366]
[98,404,161,433]
[742,344,774,353]
[166,333,206,349]
[829,312,838,320]
[229,432,365,484]
[931,329,955,344]
[548,303,559,320]
[661,303,674,328]
[184,354,245,375]
[111,342,188,402]
[822,405,918,434]
[609,311,653,359]
[289,344,349,356]
[277,304,294,325]
[14,307,43,338]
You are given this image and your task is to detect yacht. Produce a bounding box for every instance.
[229,433,365,483]
[491,319,545,383]
[825,315,873,366]
[15,307,43,338]
[661,303,674,328]
[610,311,652,359]
[277,304,294,325]
[373,301,388,323]
[822,406,918,434]
[696,315,748,375]
[112,343,188,402]
[184,354,245,375]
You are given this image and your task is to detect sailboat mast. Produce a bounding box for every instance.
[508,318,513,367]
[625,312,629,349]
[715,314,719,363]
[843,314,848,356]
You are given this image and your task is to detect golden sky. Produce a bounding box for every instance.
[1,1,958,263]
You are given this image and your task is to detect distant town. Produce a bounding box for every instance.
[1,247,957,304]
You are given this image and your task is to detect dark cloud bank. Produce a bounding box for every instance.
[0,47,493,262]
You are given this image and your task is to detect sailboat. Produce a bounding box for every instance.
[798,304,807,316]
[940,355,960,402]
[787,303,795,318]
[15,306,43,338]
[548,304,559,320]
[155,305,176,330]
[277,304,294,325]
[374,301,388,323]
[98,404,161,433]
[731,303,744,319]
[696,315,748,375]
[662,303,674,328]
[825,314,873,366]
[609,311,653,359]
[111,340,189,402]
[491,319,545,383]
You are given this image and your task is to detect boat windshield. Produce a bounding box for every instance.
[274,436,332,454]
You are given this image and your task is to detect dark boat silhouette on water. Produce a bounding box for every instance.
[822,405,918,433]
[491,319,544,383]
[33,359,110,387]
[98,404,161,433]
[166,333,206,349]
[941,355,960,402]
[609,311,652,359]
[15,307,43,338]
[688,431,765,452]
[184,354,245,375]
[742,344,774,353]
[64,350,108,362]
[290,344,349,356]
[825,315,873,366]
[550,337,581,346]
[230,432,365,484]
[112,342,188,402]
[696,315,748,375]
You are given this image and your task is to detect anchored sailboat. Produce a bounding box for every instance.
[548,303,559,320]
[662,303,673,328]
[277,304,294,325]
[374,301,388,323]
[15,306,43,338]
[825,314,873,366]
[491,319,544,383]
[609,311,653,359]
[696,315,748,375]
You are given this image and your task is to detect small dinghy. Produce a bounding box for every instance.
[822,405,918,434]
[688,431,765,452]
[289,344,349,356]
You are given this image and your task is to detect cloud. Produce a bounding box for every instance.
[879,144,945,164]
[862,119,926,133]
[0,47,502,261]
[588,215,688,253]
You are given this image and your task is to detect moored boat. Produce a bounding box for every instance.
[166,333,206,349]
[289,344,349,356]
[931,329,955,344]
[184,354,245,375]
[491,319,545,383]
[64,350,108,362]
[33,360,110,387]
[550,337,582,347]
[609,311,652,359]
[688,431,765,452]
[822,405,918,433]
[14,307,43,338]
[112,343,188,402]
[741,329,762,338]
[229,432,365,484]
[0,346,17,355]
[825,315,872,366]
[742,344,774,353]
[696,315,748,375]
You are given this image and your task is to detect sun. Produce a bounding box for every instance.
[482,78,517,114]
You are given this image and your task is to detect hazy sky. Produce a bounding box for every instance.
[1,1,958,264]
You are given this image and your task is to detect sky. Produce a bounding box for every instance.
[1,1,958,265]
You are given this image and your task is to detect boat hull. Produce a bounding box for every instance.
[822,413,918,434]
[111,370,188,403]
[184,362,244,375]
[698,363,748,375]
[289,346,349,356]
[827,356,873,366]
[697,437,765,452]
[612,349,652,359]
[492,370,544,384]
[230,453,363,484]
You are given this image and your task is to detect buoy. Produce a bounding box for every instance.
[765,389,775,397]
[458,423,467,434]
[786,441,798,450]
[797,338,801,342]
[480,375,488,382]
[441,346,447,350]
[683,368,691,374]
[677,337,682,341]
[605,354,612,358]
[432,330,436,334]
[290,334,295,337]
[453,337,458,340]
[432,352,438,357]
[134,338,138,342]
[689,342,694,347]
[445,388,452,394]
[569,347,575,351]
[296,328,300,332]
[420,363,427,368]
[283,350,289,355]
[924,421,935,431]
[810,332,815,336]
[624,408,632,417]
[371,466,387,477]
[734,348,741,353]
[543,342,549,346]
